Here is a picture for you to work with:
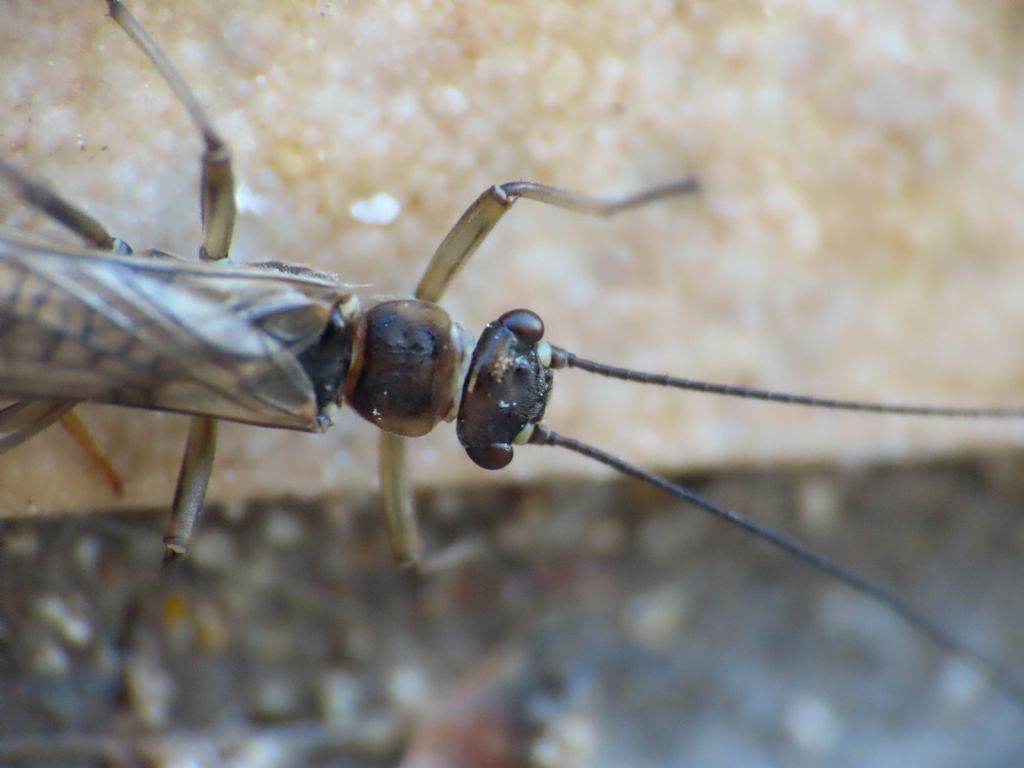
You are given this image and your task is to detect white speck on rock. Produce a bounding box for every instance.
[236,181,271,215]
[349,193,401,225]
[783,693,842,754]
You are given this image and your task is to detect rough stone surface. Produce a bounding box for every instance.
[2,1,1024,516]
[1,461,1022,766]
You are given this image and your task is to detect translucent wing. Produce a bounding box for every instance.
[0,231,353,431]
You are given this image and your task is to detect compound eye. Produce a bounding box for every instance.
[465,443,514,470]
[498,309,544,343]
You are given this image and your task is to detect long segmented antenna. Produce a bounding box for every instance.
[528,424,1024,708]
[552,347,1024,419]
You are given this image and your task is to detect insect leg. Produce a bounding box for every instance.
[105,1,237,263]
[379,432,421,569]
[162,416,218,567]
[0,400,75,453]
[0,160,119,445]
[0,157,132,253]
[105,2,240,561]
[59,412,124,496]
[0,160,129,492]
[374,178,699,569]
[414,178,698,303]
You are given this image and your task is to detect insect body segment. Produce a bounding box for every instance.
[346,300,474,438]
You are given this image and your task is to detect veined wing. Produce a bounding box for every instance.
[0,231,353,431]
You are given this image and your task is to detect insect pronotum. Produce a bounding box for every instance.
[2,0,1023,743]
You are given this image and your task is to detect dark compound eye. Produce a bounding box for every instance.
[498,309,544,343]
[465,443,514,470]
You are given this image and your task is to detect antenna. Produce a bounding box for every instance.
[528,424,1024,707]
[551,347,1024,419]
[492,343,1024,709]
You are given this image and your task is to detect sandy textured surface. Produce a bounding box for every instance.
[2,1,1024,516]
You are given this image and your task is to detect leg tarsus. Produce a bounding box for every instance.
[415,176,699,303]
[498,176,700,216]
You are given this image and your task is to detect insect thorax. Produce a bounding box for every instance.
[345,300,474,437]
